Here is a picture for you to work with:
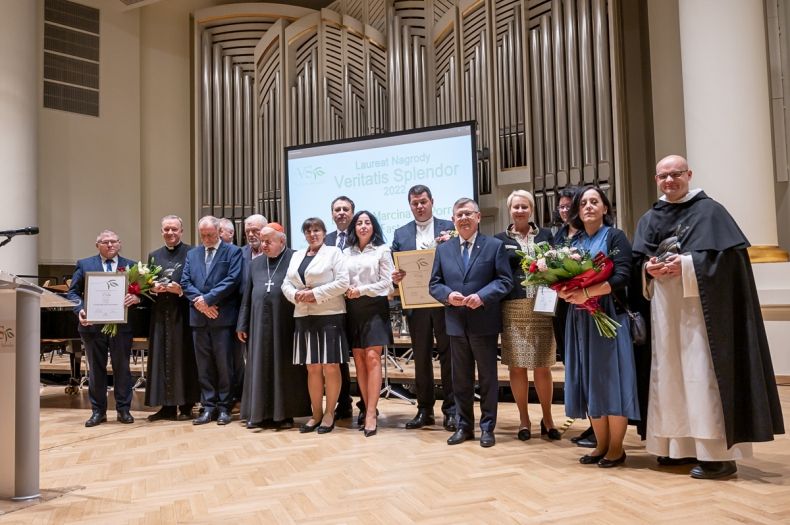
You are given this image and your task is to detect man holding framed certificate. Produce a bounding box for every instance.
[67,229,140,427]
[391,185,457,432]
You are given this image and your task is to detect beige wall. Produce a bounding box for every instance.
[38,0,229,265]
[139,0,219,255]
[38,0,141,265]
[646,0,686,163]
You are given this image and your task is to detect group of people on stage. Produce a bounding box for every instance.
[66,153,784,480]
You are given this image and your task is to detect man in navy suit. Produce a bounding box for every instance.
[67,229,140,427]
[324,196,357,420]
[429,198,512,447]
[181,216,243,425]
[392,184,456,431]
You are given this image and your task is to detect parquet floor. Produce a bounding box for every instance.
[2,385,789,524]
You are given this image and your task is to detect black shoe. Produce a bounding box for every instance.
[147,407,176,422]
[405,410,435,429]
[357,408,379,427]
[447,428,474,445]
[364,427,378,438]
[335,405,353,420]
[570,426,594,443]
[517,427,532,441]
[317,421,335,434]
[657,456,698,466]
[540,420,561,440]
[579,452,607,464]
[276,418,294,430]
[576,436,598,448]
[299,420,320,433]
[178,405,194,421]
[598,452,627,468]
[216,409,231,425]
[85,412,107,427]
[690,461,737,480]
[480,430,496,448]
[117,410,135,424]
[193,410,216,425]
[443,415,457,432]
[246,420,263,429]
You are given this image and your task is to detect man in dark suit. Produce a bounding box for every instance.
[67,229,140,427]
[324,196,357,420]
[429,198,512,447]
[392,184,456,431]
[181,216,243,426]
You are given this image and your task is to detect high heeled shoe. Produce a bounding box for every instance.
[517,426,532,441]
[317,420,335,434]
[299,420,320,433]
[540,420,561,440]
[363,427,377,437]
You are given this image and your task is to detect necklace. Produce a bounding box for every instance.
[265,253,285,293]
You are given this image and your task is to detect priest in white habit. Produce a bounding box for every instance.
[236,223,310,429]
[145,215,200,421]
[632,154,784,479]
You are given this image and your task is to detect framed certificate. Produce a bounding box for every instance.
[393,249,442,309]
[84,272,128,323]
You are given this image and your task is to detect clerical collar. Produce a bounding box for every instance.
[660,187,703,204]
[268,247,286,261]
[415,217,433,228]
[165,242,182,252]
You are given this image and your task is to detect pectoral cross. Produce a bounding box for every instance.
[265,279,274,292]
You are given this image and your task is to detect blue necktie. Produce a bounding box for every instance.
[462,241,471,269]
[205,247,215,270]
[105,259,113,272]
[337,231,346,250]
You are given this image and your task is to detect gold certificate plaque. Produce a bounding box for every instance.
[84,272,128,323]
[393,249,442,309]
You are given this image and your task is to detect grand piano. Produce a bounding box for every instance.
[41,302,151,394]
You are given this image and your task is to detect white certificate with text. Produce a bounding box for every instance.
[84,272,128,323]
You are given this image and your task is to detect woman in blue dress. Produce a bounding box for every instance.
[557,185,639,468]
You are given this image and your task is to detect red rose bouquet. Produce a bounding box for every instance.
[519,242,621,338]
[101,260,162,337]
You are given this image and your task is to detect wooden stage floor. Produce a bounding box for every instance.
[2,383,790,523]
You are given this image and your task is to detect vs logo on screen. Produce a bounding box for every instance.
[296,165,325,183]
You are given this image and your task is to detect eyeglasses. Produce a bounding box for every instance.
[454,210,478,219]
[656,170,688,181]
[97,240,120,245]
[557,205,572,212]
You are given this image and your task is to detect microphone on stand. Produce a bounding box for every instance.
[0,227,40,237]
[0,227,39,248]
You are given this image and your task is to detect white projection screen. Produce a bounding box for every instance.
[285,122,478,249]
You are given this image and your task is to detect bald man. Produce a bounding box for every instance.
[632,155,784,479]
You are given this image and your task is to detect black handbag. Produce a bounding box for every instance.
[613,294,648,346]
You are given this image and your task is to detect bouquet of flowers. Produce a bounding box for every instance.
[519,242,621,338]
[101,260,162,337]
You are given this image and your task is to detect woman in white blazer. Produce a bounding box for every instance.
[282,218,349,434]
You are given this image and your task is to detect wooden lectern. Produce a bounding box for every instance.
[0,271,74,500]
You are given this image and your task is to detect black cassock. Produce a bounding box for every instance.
[237,248,310,423]
[145,243,200,407]
[632,191,784,447]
